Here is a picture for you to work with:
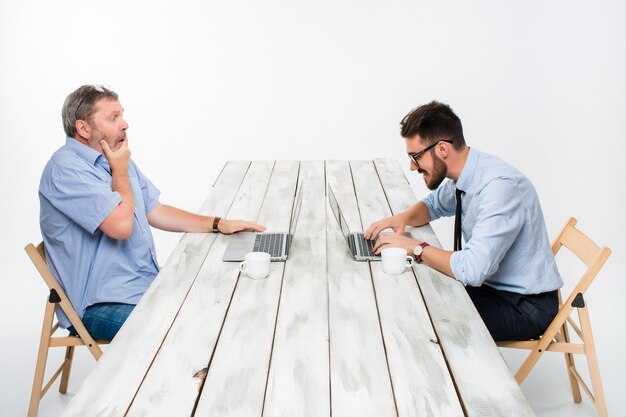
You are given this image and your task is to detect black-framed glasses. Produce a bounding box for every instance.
[408,140,453,168]
[74,85,106,121]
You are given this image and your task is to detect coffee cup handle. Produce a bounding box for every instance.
[406,256,414,268]
[239,261,247,273]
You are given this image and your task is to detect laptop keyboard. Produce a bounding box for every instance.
[253,234,285,258]
[356,234,378,257]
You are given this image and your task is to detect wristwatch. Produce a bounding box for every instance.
[412,242,430,263]
[212,217,222,233]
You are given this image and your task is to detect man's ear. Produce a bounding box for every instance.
[75,119,91,140]
[437,141,451,159]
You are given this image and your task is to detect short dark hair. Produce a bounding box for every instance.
[400,101,466,150]
[62,85,118,138]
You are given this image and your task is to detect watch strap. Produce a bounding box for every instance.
[212,217,222,232]
[415,241,430,263]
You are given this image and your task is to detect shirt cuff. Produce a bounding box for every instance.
[450,250,467,286]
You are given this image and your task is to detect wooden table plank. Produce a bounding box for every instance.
[125,161,277,417]
[263,161,330,417]
[193,161,299,416]
[374,159,535,417]
[62,161,252,417]
[325,161,396,417]
[351,160,465,417]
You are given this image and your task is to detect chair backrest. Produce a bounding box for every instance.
[551,218,612,306]
[25,242,102,353]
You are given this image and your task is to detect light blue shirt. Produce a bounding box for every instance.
[39,137,161,328]
[422,148,562,294]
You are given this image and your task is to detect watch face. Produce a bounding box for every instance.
[412,245,423,256]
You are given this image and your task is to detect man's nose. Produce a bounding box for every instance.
[121,118,129,130]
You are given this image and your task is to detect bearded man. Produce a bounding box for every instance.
[365,101,562,342]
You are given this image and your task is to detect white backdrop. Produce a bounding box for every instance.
[1,1,624,416]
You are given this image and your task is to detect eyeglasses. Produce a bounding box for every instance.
[74,85,106,121]
[408,140,453,168]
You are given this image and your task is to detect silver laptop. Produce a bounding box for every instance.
[222,182,304,262]
[327,185,380,261]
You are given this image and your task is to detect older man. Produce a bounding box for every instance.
[366,101,562,341]
[39,85,265,341]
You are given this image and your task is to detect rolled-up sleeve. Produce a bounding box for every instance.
[422,180,456,221]
[450,178,524,286]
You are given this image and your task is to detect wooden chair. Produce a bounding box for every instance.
[497,218,611,417]
[26,242,109,417]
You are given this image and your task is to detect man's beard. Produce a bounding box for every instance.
[90,127,127,151]
[421,151,448,190]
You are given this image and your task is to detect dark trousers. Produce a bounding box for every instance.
[465,285,558,342]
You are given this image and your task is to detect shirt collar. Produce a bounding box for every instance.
[455,147,478,193]
[64,136,104,166]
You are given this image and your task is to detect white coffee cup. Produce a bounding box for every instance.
[381,247,414,275]
[239,252,271,279]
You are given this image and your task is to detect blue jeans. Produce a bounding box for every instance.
[68,302,135,342]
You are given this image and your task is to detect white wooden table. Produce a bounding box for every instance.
[62,160,535,417]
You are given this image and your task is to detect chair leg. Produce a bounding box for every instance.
[515,300,577,384]
[59,346,75,394]
[561,313,582,403]
[28,301,54,417]
[515,347,545,384]
[578,307,608,417]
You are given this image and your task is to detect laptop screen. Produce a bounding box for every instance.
[289,182,304,236]
[327,185,351,241]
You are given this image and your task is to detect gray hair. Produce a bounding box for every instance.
[61,85,118,138]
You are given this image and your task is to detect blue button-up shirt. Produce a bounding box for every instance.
[39,137,161,328]
[422,148,562,294]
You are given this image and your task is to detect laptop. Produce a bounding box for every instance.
[222,182,304,262]
[327,185,380,261]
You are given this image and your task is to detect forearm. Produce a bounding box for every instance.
[404,201,431,227]
[111,171,135,222]
[99,170,135,239]
[148,204,213,233]
[421,245,454,277]
[148,204,267,235]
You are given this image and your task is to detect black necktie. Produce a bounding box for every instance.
[454,188,464,251]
